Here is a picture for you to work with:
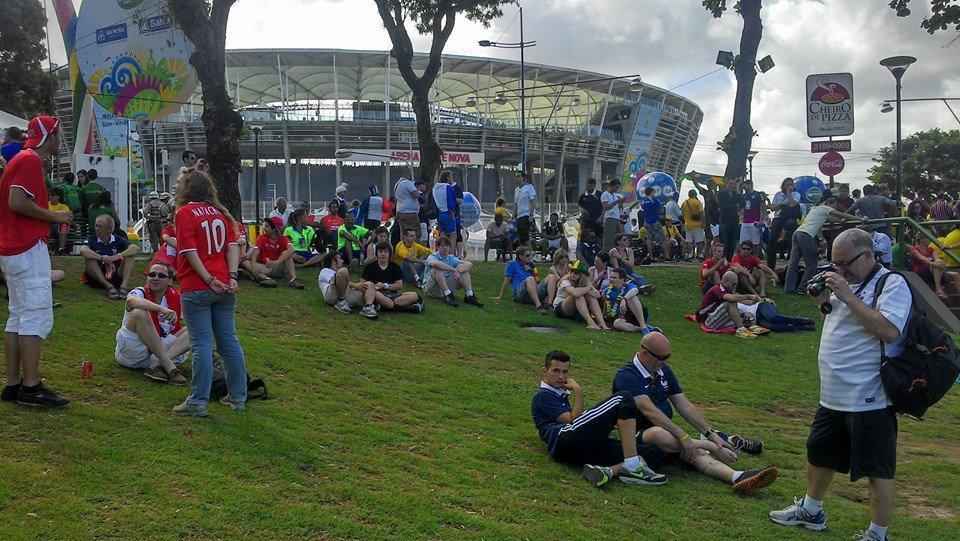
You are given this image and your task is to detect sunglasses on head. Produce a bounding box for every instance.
[642,345,671,362]
[147,272,170,279]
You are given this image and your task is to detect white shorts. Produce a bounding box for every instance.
[0,241,53,338]
[740,223,763,244]
[114,327,182,369]
[685,228,705,244]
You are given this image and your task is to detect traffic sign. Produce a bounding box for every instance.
[819,151,845,176]
[811,140,851,153]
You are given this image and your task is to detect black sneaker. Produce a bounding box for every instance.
[729,434,764,455]
[463,295,484,308]
[443,293,459,307]
[2,383,21,402]
[16,383,70,408]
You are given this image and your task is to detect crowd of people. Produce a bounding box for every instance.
[2,114,954,541]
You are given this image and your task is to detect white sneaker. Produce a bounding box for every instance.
[334,299,352,314]
[360,304,378,319]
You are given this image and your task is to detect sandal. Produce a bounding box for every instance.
[257,277,278,288]
[288,279,305,290]
[106,287,123,300]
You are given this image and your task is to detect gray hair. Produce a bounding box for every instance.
[95,214,115,230]
[835,227,873,253]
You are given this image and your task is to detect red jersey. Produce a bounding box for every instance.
[320,214,344,233]
[0,149,50,255]
[382,198,396,221]
[255,233,289,263]
[130,286,183,337]
[731,254,761,270]
[175,202,238,293]
[697,284,729,322]
[700,257,729,285]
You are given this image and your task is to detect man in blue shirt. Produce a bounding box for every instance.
[611,332,777,494]
[640,187,671,261]
[493,247,547,312]
[531,350,666,488]
[423,237,482,307]
[78,214,140,299]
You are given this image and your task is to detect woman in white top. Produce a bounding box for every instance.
[318,251,355,313]
[538,250,570,306]
[589,252,611,291]
[553,260,609,331]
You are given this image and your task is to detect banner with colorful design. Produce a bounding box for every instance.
[619,101,664,204]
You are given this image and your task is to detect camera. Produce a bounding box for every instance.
[805,265,836,297]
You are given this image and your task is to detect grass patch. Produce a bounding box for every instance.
[1,257,957,540]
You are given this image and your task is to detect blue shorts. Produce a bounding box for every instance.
[295,250,315,260]
[438,211,457,234]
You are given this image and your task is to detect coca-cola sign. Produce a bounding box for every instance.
[806,73,854,138]
[819,151,845,177]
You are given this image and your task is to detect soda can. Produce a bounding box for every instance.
[81,360,94,379]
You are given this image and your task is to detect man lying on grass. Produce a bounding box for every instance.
[697,270,770,339]
[531,350,666,488]
[610,332,777,495]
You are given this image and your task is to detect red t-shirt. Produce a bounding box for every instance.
[255,233,289,263]
[700,257,729,285]
[382,198,396,221]
[133,286,183,337]
[175,202,238,293]
[0,149,50,256]
[697,284,729,321]
[911,244,933,274]
[320,214,344,233]
[731,254,761,270]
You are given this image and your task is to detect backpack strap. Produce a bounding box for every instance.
[869,270,913,359]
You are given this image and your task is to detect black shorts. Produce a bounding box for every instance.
[554,303,583,321]
[552,392,661,466]
[517,216,531,245]
[807,406,898,481]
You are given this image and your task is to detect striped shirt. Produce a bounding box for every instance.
[818,268,911,412]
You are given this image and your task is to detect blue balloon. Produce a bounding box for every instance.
[794,176,827,204]
[636,172,678,202]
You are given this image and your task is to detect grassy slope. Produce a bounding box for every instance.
[0,257,957,541]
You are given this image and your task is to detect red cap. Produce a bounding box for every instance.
[25,116,61,149]
[270,216,284,231]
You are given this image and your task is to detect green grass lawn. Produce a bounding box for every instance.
[1,257,957,541]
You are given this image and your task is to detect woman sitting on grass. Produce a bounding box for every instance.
[553,259,609,331]
[538,249,570,306]
[589,252,611,291]
[608,233,654,294]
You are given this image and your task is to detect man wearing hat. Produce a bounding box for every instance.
[0,116,73,408]
[144,191,166,252]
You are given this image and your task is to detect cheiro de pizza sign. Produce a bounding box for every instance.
[806,73,854,138]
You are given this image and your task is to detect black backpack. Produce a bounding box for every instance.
[210,358,269,401]
[872,272,960,418]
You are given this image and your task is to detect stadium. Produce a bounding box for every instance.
[55,48,703,216]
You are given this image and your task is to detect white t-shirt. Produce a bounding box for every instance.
[317,267,336,289]
[553,278,574,308]
[516,184,536,218]
[432,182,450,213]
[269,208,292,226]
[366,196,383,222]
[601,191,622,221]
[665,200,683,224]
[772,191,802,217]
[873,232,893,265]
[121,287,176,337]
[818,269,912,412]
[796,205,832,237]
[394,179,420,214]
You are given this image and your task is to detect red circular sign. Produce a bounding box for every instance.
[819,151,845,176]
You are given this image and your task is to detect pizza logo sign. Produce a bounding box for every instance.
[808,81,852,123]
[811,82,850,105]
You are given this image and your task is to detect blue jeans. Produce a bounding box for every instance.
[182,291,247,406]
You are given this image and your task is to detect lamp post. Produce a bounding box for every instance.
[747,150,758,183]
[879,55,917,228]
[334,149,415,181]
[251,125,263,227]
[479,3,536,175]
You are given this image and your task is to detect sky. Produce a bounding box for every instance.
[44,0,960,194]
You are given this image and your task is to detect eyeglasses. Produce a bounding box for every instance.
[147,272,170,279]
[832,250,869,269]
[740,246,752,252]
[642,345,671,362]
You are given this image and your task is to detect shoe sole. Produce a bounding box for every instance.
[143,372,169,383]
[734,467,779,494]
[15,399,69,408]
[172,409,208,417]
[581,466,610,488]
[619,475,668,486]
[768,516,827,531]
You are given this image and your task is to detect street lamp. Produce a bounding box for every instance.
[335,149,415,180]
[879,55,917,225]
[747,150,758,183]
[250,124,263,227]
[479,3,536,174]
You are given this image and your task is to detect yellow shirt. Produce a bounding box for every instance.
[681,198,704,229]
[48,202,70,213]
[665,223,681,240]
[393,241,432,265]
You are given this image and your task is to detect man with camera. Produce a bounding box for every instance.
[770,228,912,541]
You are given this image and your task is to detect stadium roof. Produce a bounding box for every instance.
[220,48,702,127]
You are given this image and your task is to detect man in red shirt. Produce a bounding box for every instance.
[250,217,303,289]
[730,242,779,298]
[696,270,769,339]
[0,116,73,408]
[115,263,190,385]
[700,242,729,294]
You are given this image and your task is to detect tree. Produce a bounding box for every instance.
[889,0,960,34]
[168,0,244,220]
[868,129,960,195]
[0,0,55,118]
[373,0,511,183]
[703,0,763,181]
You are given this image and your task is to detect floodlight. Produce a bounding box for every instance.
[758,55,775,73]
[716,50,735,69]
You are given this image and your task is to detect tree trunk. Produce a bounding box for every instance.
[723,0,763,180]
[410,88,442,183]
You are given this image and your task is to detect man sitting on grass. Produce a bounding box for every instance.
[611,332,777,494]
[542,212,569,257]
[697,270,769,339]
[352,242,423,319]
[284,209,322,266]
[393,228,432,285]
[363,226,391,266]
[114,263,189,385]
[337,212,369,268]
[251,217,304,289]
[700,241,730,294]
[493,246,547,312]
[531,350,667,488]
[484,213,511,262]
[602,268,656,333]
[423,237,483,308]
[730,241,778,298]
[318,251,356,314]
[79,215,139,300]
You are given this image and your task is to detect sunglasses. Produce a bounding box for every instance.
[832,250,869,269]
[147,272,170,279]
[642,345,671,362]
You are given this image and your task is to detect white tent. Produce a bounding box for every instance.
[0,110,27,130]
